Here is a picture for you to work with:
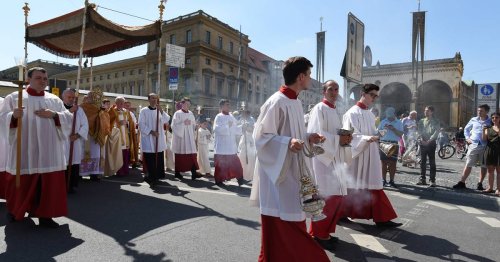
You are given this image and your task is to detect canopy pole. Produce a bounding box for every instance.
[89,57,94,90]
[67,0,90,191]
[16,3,30,188]
[154,0,166,171]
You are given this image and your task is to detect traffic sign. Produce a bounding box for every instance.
[165,43,186,68]
[169,67,179,91]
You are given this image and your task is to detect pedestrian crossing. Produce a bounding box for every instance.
[351,234,389,253]
[386,191,499,229]
[476,217,500,228]
[456,205,485,215]
[335,189,500,261]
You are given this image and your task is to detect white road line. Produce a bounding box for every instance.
[456,205,485,215]
[365,258,395,262]
[351,234,389,253]
[387,191,419,200]
[423,201,458,210]
[104,179,240,196]
[477,217,500,228]
[407,208,425,217]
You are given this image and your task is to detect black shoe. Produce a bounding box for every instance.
[429,181,437,188]
[39,218,60,228]
[452,181,466,189]
[329,236,339,243]
[90,175,100,182]
[6,212,15,223]
[389,181,397,188]
[477,182,484,191]
[174,172,183,179]
[416,180,428,186]
[237,178,245,186]
[383,180,388,187]
[338,217,352,224]
[191,172,203,180]
[375,221,403,228]
[215,181,225,187]
[313,237,336,251]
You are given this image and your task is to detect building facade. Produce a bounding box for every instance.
[346,52,475,128]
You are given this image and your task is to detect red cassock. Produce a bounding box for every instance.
[0,171,6,199]
[343,189,397,222]
[259,215,330,262]
[214,154,243,183]
[310,195,345,239]
[175,153,199,172]
[5,171,67,220]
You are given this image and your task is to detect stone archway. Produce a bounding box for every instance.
[379,82,412,117]
[416,80,452,126]
[348,84,364,105]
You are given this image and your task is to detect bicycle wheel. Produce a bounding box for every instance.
[456,144,468,159]
[439,145,455,159]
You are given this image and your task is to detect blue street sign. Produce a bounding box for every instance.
[169,67,179,84]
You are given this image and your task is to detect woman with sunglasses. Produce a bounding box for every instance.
[482,111,500,196]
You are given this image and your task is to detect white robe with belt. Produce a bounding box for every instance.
[64,107,89,165]
[0,90,73,175]
[342,104,383,190]
[0,97,7,172]
[197,127,212,173]
[171,110,197,154]
[250,91,313,222]
[214,113,242,155]
[138,107,170,153]
[307,102,350,197]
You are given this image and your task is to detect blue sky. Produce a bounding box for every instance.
[2,0,500,89]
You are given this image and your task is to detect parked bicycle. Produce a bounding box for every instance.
[438,138,468,159]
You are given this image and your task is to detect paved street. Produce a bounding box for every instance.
[0,154,499,262]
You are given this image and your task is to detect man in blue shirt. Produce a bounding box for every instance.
[453,104,491,190]
[378,107,404,187]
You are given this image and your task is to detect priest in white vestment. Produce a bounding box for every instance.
[196,119,212,176]
[171,97,201,180]
[307,80,352,250]
[0,97,7,199]
[62,88,89,193]
[251,57,329,261]
[165,128,175,171]
[237,109,256,181]
[342,83,401,227]
[108,97,137,176]
[0,67,73,228]
[213,99,243,186]
[80,92,111,181]
[125,100,139,167]
[138,93,170,186]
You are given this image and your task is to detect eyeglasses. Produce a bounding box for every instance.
[366,92,379,99]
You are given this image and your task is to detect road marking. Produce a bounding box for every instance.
[456,205,485,215]
[477,217,500,228]
[365,258,395,262]
[104,179,240,196]
[423,201,458,210]
[351,234,389,253]
[407,208,425,217]
[387,191,419,200]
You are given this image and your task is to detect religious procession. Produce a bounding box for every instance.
[2,1,500,262]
